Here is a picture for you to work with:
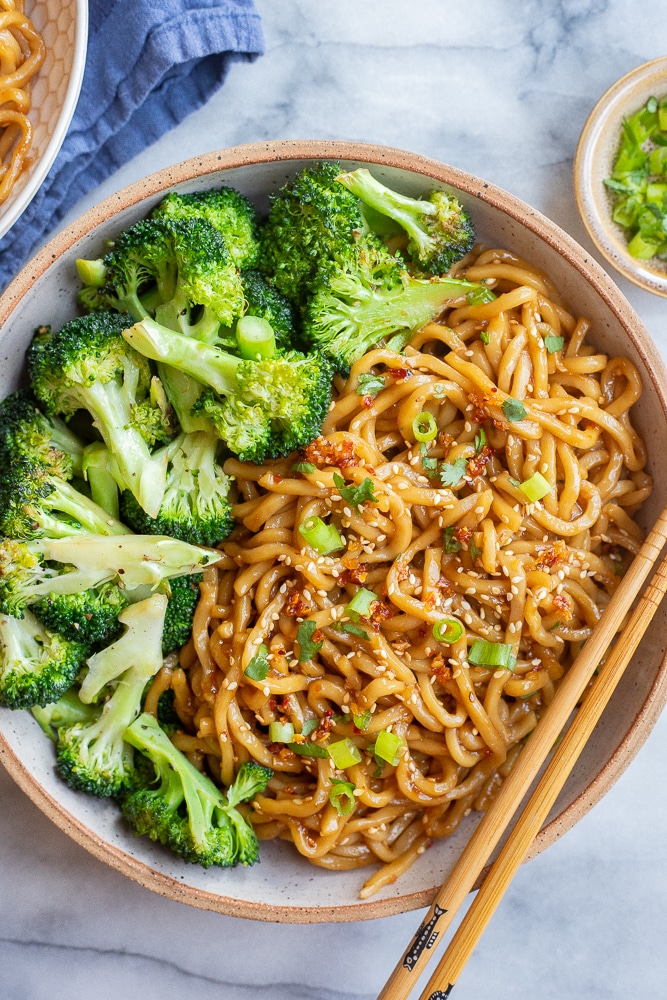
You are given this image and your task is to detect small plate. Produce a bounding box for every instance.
[574,56,667,297]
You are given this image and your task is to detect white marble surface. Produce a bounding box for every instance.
[3,2,667,997]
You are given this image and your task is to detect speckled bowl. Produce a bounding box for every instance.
[1,140,667,923]
[0,0,88,240]
[574,57,667,296]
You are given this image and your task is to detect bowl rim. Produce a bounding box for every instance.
[574,55,667,297]
[0,0,89,241]
[2,138,667,923]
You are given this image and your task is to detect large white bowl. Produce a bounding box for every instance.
[0,0,88,240]
[1,140,666,923]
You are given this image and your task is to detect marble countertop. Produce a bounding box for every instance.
[3,2,667,998]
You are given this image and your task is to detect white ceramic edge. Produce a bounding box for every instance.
[0,0,89,240]
[574,56,667,296]
[2,140,667,923]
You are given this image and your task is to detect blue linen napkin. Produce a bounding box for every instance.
[0,0,264,291]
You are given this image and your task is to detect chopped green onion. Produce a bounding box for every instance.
[292,461,316,475]
[468,638,515,670]
[335,621,369,640]
[480,329,490,345]
[301,718,319,737]
[345,587,377,621]
[544,333,564,354]
[296,620,324,662]
[269,720,295,743]
[432,618,464,643]
[288,740,329,758]
[329,778,356,815]
[333,473,378,512]
[353,709,372,731]
[412,410,438,442]
[328,738,362,769]
[502,398,527,422]
[470,538,482,562]
[244,644,270,681]
[298,515,344,554]
[518,471,551,502]
[373,728,405,766]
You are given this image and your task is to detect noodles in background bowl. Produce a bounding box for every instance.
[145,244,652,898]
[0,0,45,204]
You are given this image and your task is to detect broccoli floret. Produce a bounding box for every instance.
[118,430,234,547]
[0,534,220,619]
[336,167,476,274]
[152,186,261,270]
[259,161,375,304]
[122,711,272,867]
[302,244,483,373]
[0,388,85,479]
[32,582,129,652]
[161,574,202,656]
[0,608,86,709]
[55,594,168,797]
[77,217,244,342]
[240,268,299,351]
[123,317,334,463]
[27,310,175,519]
[0,456,131,540]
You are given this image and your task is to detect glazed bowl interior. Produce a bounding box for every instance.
[1,140,666,923]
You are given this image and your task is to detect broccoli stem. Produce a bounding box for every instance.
[235,315,277,360]
[155,363,214,434]
[79,378,168,518]
[337,168,439,255]
[82,442,121,521]
[46,476,130,536]
[123,318,241,396]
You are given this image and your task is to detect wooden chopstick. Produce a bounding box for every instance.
[377,501,667,1000]
[418,542,667,999]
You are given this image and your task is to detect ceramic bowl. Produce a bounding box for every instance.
[0,0,88,240]
[574,56,667,296]
[1,140,667,923]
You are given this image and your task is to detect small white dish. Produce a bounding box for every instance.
[574,56,667,297]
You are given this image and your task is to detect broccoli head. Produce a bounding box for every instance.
[0,456,131,540]
[122,711,272,867]
[336,167,476,274]
[118,430,234,547]
[31,686,101,741]
[152,186,261,270]
[302,241,482,373]
[258,161,373,304]
[55,594,168,797]
[161,574,202,656]
[27,310,175,518]
[0,609,87,709]
[240,268,300,351]
[0,388,85,479]
[123,318,334,463]
[32,582,129,652]
[77,216,245,342]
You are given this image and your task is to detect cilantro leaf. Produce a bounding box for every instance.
[439,457,468,487]
[292,461,316,474]
[544,334,564,354]
[333,473,378,511]
[244,644,270,681]
[356,372,386,397]
[443,525,462,554]
[296,620,324,662]
[502,397,527,422]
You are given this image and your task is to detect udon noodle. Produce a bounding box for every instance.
[145,245,651,898]
[0,1,45,204]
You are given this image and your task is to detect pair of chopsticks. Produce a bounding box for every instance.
[378,501,667,1000]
